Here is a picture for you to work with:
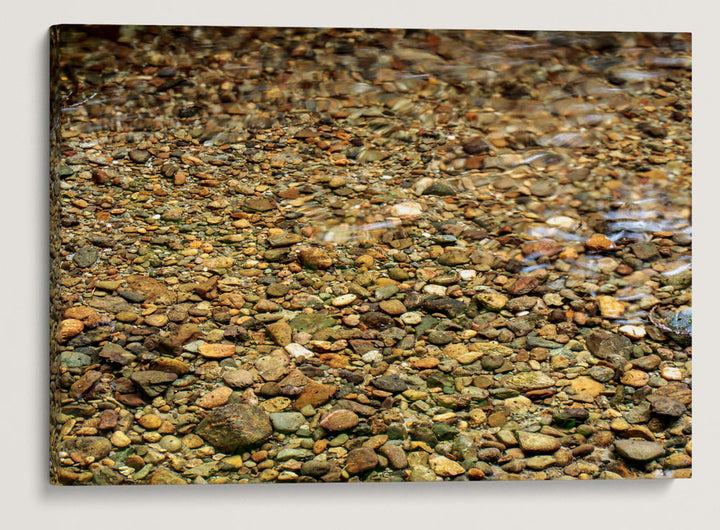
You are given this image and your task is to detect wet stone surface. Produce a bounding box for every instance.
[50,26,691,485]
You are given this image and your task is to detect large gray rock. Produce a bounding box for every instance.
[195,404,272,453]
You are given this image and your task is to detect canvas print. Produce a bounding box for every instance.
[49,25,692,485]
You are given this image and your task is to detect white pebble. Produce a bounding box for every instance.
[361,350,383,363]
[423,284,447,296]
[399,312,423,325]
[546,216,578,230]
[661,365,684,381]
[331,293,357,307]
[284,343,315,358]
[459,269,477,281]
[388,200,424,220]
[619,325,646,339]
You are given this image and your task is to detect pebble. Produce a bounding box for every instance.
[319,409,360,431]
[298,247,332,269]
[284,343,315,359]
[331,294,357,307]
[269,412,306,433]
[110,431,132,448]
[266,321,292,347]
[517,431,561,453]
[196,386,233,408]
[198,343,237,359]
[619,325,646,339]
[596,295,625,318]
[585,235,616,251]
[429,455,466,477]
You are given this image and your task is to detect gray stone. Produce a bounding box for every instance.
[270,412,306,433]
[276,447,313,461]
[73,247,99,268]
[372,375,408,393]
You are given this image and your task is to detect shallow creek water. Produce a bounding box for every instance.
[50,26,692,484]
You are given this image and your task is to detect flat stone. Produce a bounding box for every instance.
[372,375,408,393]
[475,290,508,311]
[320,409,360,431]
[289,313,338,334]
[585,331,632,360]
[620,369,650,387]
[125,275,175,305]
[570,376,606,397]
[255,350,291,382]
[438,247,470,266]
[267,232,303,247]
[293,383,337,411]
[270,412,306,433]
[198,343,236,359]
[331,294,357,307]
[196,386,233,408]
[525,455,557,470]
[522,239,562,258]
[284,342,315,359]
[379,443,408,469]
[614,440,665,463]
[429,454,466,477]
[585,234,616,251]
[243,197,277,212]
[596,295,626,318]
[298,247,332,269]
[650,396,687,418]
[501,371,555,392]
[223,369,254,388]
[379,299,407,315]
[148,467,186,485]
[517,431,561,453]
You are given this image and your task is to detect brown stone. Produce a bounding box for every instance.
[198,343,236,359]
[293,383,338,411]
[570,376,605,397]
[69,370,102,399]
[345,448,379,474]
[585,234,616,251]
[125,274,175,305]
[196,386,233,408]
[320,409,360,431]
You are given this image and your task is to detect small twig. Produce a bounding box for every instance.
[648,305,692,338]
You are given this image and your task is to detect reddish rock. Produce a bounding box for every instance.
[507,277,539,295]
[293,383,338,411]
[521,238,563,258]
[585,234,616,251]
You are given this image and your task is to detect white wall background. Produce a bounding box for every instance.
[2,1,715,528]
